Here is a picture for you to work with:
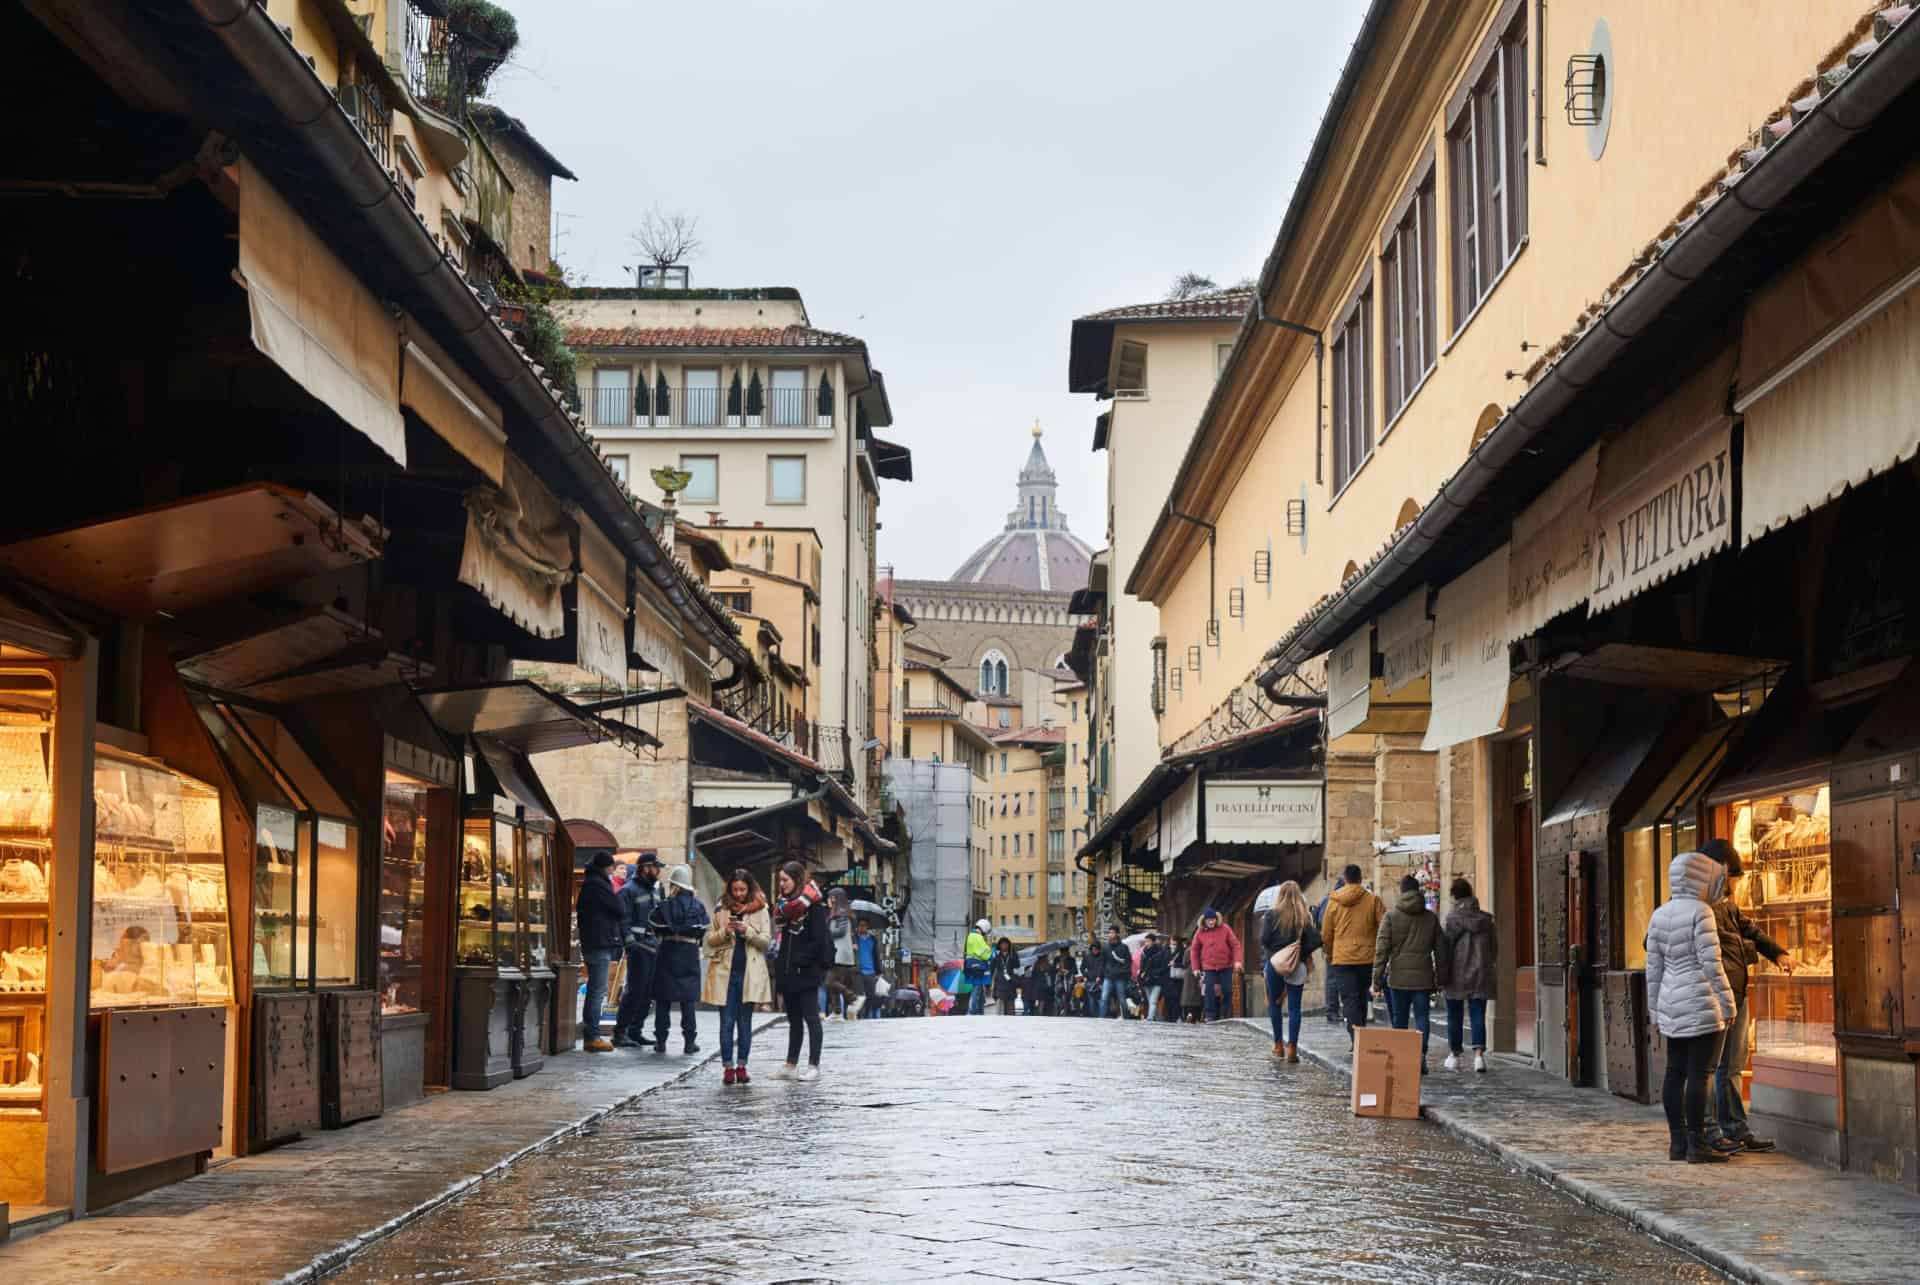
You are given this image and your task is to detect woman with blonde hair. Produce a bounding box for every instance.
[1261,880,1321,1061]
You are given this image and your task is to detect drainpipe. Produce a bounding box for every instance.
[1251,296,1324,486]
[1163,506,1217,648]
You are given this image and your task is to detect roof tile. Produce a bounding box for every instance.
[1073,290,1254,324]
[565,324,866,351]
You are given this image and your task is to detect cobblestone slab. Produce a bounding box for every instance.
[1258,1009,1920,1284]
[0,1009,774,1283]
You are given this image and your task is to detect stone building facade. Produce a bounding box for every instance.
[470,105,576,277]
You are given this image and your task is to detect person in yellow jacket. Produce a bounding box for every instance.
[956,919,992,1016]
[1320,863,1385,1044]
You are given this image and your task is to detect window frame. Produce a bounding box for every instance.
[1446,0,1529,335]
[679,453,718,504]
[769,366,809,427]
[1379,152,1438,432]
[766,454,807,505]
[1113,340,1149,399]
[1329,272,1374,499]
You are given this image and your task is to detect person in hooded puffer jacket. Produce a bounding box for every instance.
[1646,849,1737,1164]
[1440,878,1497,1073]
[1374,875,1446,1071]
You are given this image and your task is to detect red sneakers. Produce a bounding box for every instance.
[736,1065,751,1086]
[722,1066,738,1086]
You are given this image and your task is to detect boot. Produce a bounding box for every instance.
[1287,1043,1300,1064]
[684,1036,700,1056]
[1668,1131,1687,1162]
[1686,1132,1730,1164]
[1272,1042,1286,1058]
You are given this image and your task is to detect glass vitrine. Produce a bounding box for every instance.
[458,808,523,969]
[522,822,551,970]
[378,772,431,1013]
[0,671,55,1113]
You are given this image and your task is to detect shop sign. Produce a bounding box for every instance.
[1378,589,1432,695]
[1203,779,1322,845]
[1508,445,1598,641]
[1424,545,1510,752]
[1327,628,1371,739]
[1161,773,1200,872]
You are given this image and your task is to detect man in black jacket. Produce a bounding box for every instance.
[1098,927,1134,1019]
[1081,941,1105,1017]
[1138,932,1172,1021]
[611,852,663,1048]
[575,853,627,1052]
[1702,840,1795,1154]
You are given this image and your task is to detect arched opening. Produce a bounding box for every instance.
[1394,498,1420,534]
[1470,403,1503,450]
[1342,560,1361,584]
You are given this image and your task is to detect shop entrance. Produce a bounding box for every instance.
[1491,739,1535,1057]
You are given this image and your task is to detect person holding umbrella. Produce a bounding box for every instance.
[990,937,1022,1015]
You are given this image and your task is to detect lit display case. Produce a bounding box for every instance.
[379,773,431,1013]
[0,671,55,1113]
[523,822,551,970]
[458,809,522,969]
[193,695,361,990]
[1728,786,1834,1069]
[89,746,232,1011]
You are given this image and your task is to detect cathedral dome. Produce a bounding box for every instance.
[949,422,1093,592]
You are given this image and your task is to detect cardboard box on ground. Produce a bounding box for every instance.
[1352,1027,1423,1119]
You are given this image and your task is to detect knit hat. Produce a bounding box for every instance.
[1201,907,1219,920]
[666,864,695,892]
[588,852,615,871]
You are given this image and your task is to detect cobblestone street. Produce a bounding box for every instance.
[332,1017,1719,1284]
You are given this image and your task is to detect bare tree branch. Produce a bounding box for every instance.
[628,206,703,267]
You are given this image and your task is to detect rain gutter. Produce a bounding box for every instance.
[1260,10,1920,685]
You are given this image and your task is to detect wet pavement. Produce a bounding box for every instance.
[331,1015,1721,1284]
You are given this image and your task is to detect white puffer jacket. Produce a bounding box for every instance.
[1645,851,1735,1039]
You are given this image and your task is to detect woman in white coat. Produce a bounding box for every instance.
[1645,849,1736,1163]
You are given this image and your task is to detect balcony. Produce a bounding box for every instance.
[582,383,833,432]
[336,81,393,172]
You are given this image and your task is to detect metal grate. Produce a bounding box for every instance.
[1286,500,1307,536]
[1253,549,1271,583]
[1186,644,1202,673]
[1565,54,1606,126]
[1227,587,1245,619]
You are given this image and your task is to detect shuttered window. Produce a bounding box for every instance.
[1331,281,1373,494]
[1449,5,1529,329]
[1382,171,1437,424]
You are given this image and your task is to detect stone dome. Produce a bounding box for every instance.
[950,422,1093,592]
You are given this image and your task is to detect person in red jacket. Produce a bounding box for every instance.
[1189,908,1243,1023]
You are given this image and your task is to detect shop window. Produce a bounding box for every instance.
[195,696,360,990]
[380,772,436,1014]
[0,670,55,1117]
[1720,787,1832,1073]
[1622,724,1734,969]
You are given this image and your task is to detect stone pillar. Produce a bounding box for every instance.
[1324,746,1375,884]
[1373,732,1438,890]
[1437,740,1482,916]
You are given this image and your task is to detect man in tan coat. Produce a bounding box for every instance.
[1321,863,1385,1043]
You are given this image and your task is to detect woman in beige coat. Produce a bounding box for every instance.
[704,868,772,1085]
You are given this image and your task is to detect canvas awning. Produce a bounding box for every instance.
[458,453,574,640]
[0,484,382,617]
[1326,626,1370,739]
[1423,545,1510,752]
[1508,444,1598,640]
[1378,588,1432,696]
[238,158,405,465]
[416,680,658,756]
[571,508,631,690]
[401,323,506,486]
[691,780,795,810]
[1586,350,1734,616]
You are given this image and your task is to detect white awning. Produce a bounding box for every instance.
[1587,349,1734,616]
[572,510,631,690]
[1160,773,1200,873]
[401,324,505,486]
[1326,627,1371,739]
[632,585,689,687]
[1423,545,1510,752]
[1378,588,1432,695]
[458,453,573,639]
[238,159,404,465]
[1742,286,1920,547]
[1508,444,1598,640]
[692,780,794,810]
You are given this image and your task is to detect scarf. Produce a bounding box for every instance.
[726,891,767,917]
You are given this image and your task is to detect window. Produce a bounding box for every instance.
[592,366,632,428]
[1028,790,1035,811]
[768,455,806,504]
[1071,786,1079,808]
[1027,873,1035,897]
[1331,282,1373,493]
[680,454,717,504]
[1027,914,1034,929]
[715,590,751,614]
[1071,700,1079,721]
[1114,340,1148,398]
[999,835,1006,856]
[1150,638,1167,716]
[1216,342,1234,376]
[1072,872,1082,893]
[1381,170,1438,423]
[1449,6,1529,328]
[978,649,1009,696]
[606,454,630,485]
[684,367,720,427]
[999,873,1008,898]
[770,367,808,427]
[1012,834,1021,855]
[1028,831,1036,856]
[998,709,1011,729]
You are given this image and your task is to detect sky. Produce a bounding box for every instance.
[492,1,1367,581]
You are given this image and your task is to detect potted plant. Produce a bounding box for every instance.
[726,372,743,428]
[816,372,834,428]
[654,373,671,427]
[745,372,764,427]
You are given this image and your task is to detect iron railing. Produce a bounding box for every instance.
[404,3,469,121]
[580,380,834,430]
[336,80,392,172]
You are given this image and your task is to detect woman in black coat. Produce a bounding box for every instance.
[990,938,1021,1016]
[772,859,831,1080]
[648,863,709,1055]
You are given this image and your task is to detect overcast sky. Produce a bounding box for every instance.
[493,1,1366,581]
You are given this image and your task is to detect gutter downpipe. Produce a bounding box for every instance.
[1251,298,1325,486]
[186,0,751,671]
[688,779,831,871]
[1258,12,1920,681]
[1163,506,1218,646]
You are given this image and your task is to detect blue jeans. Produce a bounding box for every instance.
[1446,996,1488,1055]
[1265,964,1304,1046]
[1708,995,1752,1141]
[1387,987,1432,1062]
[967,985,986,1015]
[1146,983,1165,1021]
[1101,976,1129,1018]
[581,947,618,1042]
[719,966,753,1066]
[1201,968,1233,1022]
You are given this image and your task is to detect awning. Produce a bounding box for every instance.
[1586,350,1734,616]
[1327,627,1370,739]
[1508,444,1598,640]
[1707,673,1892,805]
[563,818,620,851]
[174,605,429,701]
[869,437,913,482]
[692,780,795,810]
[1160,773,1201,873]
[474,737,554,821]
[1378,588,1431,695]
[1741,286,1920,547]
[1540,718,1669,828]
[400,323,506,486]
[0,484,382,617]
[631,588,689,686]
[416,680,659,756]
[1562,644,1781,692]
[1423,545,1510,752]
[0,582,82,660]
[238,158,405,465]
[458,453,574,640]
[572,508,631,689]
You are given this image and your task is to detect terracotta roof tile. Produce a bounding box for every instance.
[565,325,866,351]
[1074,290,1254,324]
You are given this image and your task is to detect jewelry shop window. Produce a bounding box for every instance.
[0,670,55,1114]
[380,771,432,1013]
[194,696,361,990]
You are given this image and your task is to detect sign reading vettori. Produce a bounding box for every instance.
[1204,780,1322,845]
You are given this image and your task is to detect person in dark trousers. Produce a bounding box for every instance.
[1138,932,1173,1021]
[772,859,831,1080]
[612,852,663,1047]
[1097,926,1134,1019]
[574,853,626,1052]
[1646,848,1737,1164]
[1028,952,1056,1015]
[1322,864,1385,1046]
[990,937,1022,1015]
[854,917,882,1020]
[825,887,863,1020]
[1701,839,1795,1153]
[1316,870,1345,1025]
[1441,877,1497,1072]
[1176,936,1202,1022]
[1189,908,1243,1023]
[1083,937,1108,1017]
[650,864,709,1055]
[1261,881,1321,1060]
[1375,874,1446,1071]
